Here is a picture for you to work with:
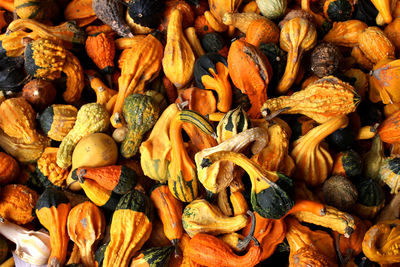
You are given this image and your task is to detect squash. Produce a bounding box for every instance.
[353,178,385,219]
[64,0,97,27]
[37,147,68,188]
[127,0,164,30]
[384,18,400,56]
[66,133,118,191]
[14,0,59,21]
[323,0,354,21]
[130,246,174,267]
[120,94,159,158]
[56,103,109,169]
[92,0,132,37]
[163,8,195,90]
[370,0,393,24]
[291,116,348,187]
[24,38,84,103]
[87,74,118,106]
[194,53,232,112]
[0,97,39,145]
[222,12,264,33]
[182,199,248,237]
[227,39,272,118]
[256,0,286,19]
[103,189,153,267]
[379,110,400,145]
[245,18,280,46]
[332,150,363,178]
[185,27,206,58]
[362,220,400,264]
[71,165,137,194]
[322,175,358,211]
[22,79,57,112]
[262,76,359,124]
[0,184,38,224]
[201,33,228,57]
[310,42,342,78]
[161,0,194,32]
[258,43,287,87]
[344,68,369,100]
[323,20,368,47]
[35,188,71,266]
[379,156,400,193]
[276,17,317,95]
[216,106,251,143]
[0,56,26,93]
[370,58,400,104]
[85,32,115,75]
[38,104,77,142]
[67,201,105,267]
[176,87,217,116]
[194,15,215,36]
[0,152,19,185]
[358,27,395,64]
[200,151,294,219]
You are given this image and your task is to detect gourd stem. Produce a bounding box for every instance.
[263,107,291,121]
[237,211,259,250]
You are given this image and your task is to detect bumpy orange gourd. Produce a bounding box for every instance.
[85,32,115,74]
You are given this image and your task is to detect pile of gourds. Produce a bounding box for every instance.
[0,0,400,266]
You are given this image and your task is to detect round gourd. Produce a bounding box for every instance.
[256,0,287,19]
[14,0,59,21]
[379,157,400,194]
[127,0,164,29]
[66,133,118,191]
[39,104,78,141]
[22,79,57,112]
[353,178,384,219]
[322,175,358,211]
[201,33,227,57]
[325,124,355,151]
[332,150,363,178]
[323,0,354,21]
[310,42,342,78]
[0,152,19,185]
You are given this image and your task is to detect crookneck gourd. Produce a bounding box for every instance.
[87,74,118,106]
[369,58,400,105]
[57,103,109,169]
[103,189,153,267]
[120,94,160,158]
[362,219,400,265]
[194,53,232,112]
[140,103,180,183]
[35,188,71,267]
[67,201,105,267]
[168,109,215,202]
[200,151,295,219]
[291,115,349,187]
[323,20,368,47]
[111,34,163,128]
[276,17,317,95]
[182,199,248,237]
[227,39,272,118]
[24,38,84,103]
[261,76,359,124]
[195,127,269,193]
[163,8,195,89]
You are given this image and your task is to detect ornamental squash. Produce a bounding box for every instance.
[85,32,115,75]
[64,0,97,27]
[379,157,400,193]
[353,178,385,219]
[323,20,368,47]
[322,175,358,211]
[245,18,280,46]
[0,152,19,185]
[0,56,26,93]
[256,0,286,19]
[127,0,164,30]
[37,147,68,188]
[22,79,57,111]
[14,0,59,21]
[227,39,272,118]
[379,110,400,143]
[215,106,251,143]
[130,246,174,267]
[120,94,159,158]
[201,33,228,57]
[358,27,395,64]
[370,0,393,24]
[103,189,153,267]
[276,17,317,95]
[258,43,287,88]
[332,150,363,178]
[87,74,118,106]
[370,58,400,104]
[310,42,342,78]
[35,188,71,267]
[200,151,294,219]
[222,12,264,33]
[323,0,354,21]
[67,201,105,267]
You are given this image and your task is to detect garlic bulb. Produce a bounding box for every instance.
[0,218,51,265]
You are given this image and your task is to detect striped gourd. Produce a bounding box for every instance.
[216,106,251,143]
[14,0,59,21]
[130,246,174,266]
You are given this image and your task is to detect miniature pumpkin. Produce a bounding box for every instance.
[353,178,385,219]
[127,0,164,30]
[323,0,354,21]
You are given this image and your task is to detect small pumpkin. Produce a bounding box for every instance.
[323,0,354,22]
[353,178,385,219]
[332,150,363,178]
[127,0,164,30]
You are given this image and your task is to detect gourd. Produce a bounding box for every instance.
[194,53,232,112]
[344,68,369,100]
[103,189,153,267]
[67,201,105,267]
[0,219,50,265]
[379,157,400,193]
[182,199,248,237]
[370,58,400,104]
[200,151,294,219]
[358,27,395,64]
[310,42,342,78]
[127,0,164,30]
[185,27,206,58]
[22,79,57,111]
[258,43,287,87]
[0,97,39,144]
[227,39,272,118]
[111,34,163,128]
[121,94,160,158]
[201,32,228,57]
[216,106,251,143]
[222,12,264,33]
[140,104,180,183]
[195,127,269,193]
[162,8,195,89]
[245,19,280,46]
[0,152,19,185]
[256,0,286,19]
[0,31,35,58]
[38,104,78,142]
[87,74,117,107]
[85,32,115,75]
[322,175,358,211]
[0,184,38,224]
[66,133,118,191]
[323,20,368,47]
[72,165,137,194]
[379,110,400,145]
[150,184,183,247]
[168,110,215,202]
[332,150,363,178]
[353,178,385,219]
[176,87,217,116]
[262,76,359,124]
[209,0,244,28]
[323,0,354,21]
[8,19,86,50]
[384,18,400,54]
[64,0,97,27]
[57,103,109,169]
[276,17,317,95]
[362,220,400,264]
[363,135,385,179]
[24,38,84,103]
[35,188,71,267]
[0,56,26,92]
[92,0,132,37]
[37,147,69,188]
[14,0,59,21]
[130,246,174,267]
[370,0,393,24]
[291,116,348,187]
[352,46,374,71]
